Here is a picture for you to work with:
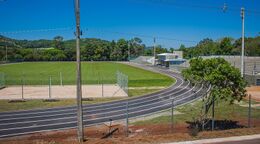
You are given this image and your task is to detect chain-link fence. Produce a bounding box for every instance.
[0,71,128,100]
[244,73,260,86]
[116,71,128,95]
[99,83,260,139]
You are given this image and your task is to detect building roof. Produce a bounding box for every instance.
[164,58,186,62]
[157,53,178,56]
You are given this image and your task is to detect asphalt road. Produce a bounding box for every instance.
[0,63,210,138]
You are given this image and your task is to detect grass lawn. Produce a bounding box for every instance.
[133,99,260,126]
[0,62,174,87]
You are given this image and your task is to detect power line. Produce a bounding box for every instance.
[0,27,199,44]
[131,0,260,15]
[0,27,73,35]
[85,28,199,43]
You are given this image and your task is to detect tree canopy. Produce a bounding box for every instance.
[0,35,259,62]
[182,57,247,104]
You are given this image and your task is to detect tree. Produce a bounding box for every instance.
[129,37,145,58]
[196,38,218,56]
[53,36,64,50]
[219,37,233,55]
[182,58,247,129]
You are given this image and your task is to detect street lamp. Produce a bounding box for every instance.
[153,37,156,65]
[241,7,245,78]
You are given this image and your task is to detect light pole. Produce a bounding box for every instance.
[153,37,156,65]
[241,7,245,78]
[75,0,84,142]
[128,40,131,62]
[5,41,7,62]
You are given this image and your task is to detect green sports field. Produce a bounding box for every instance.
[0,62,174,87]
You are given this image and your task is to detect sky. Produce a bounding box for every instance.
[0,0,259,48]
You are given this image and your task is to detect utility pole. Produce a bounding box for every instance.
[5,45,7,62]
[153,37,156,65]
[75,0,84,142]
[128,41,131,62]
[241,7,245,78]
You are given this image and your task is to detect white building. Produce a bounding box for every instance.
[157,51,186,67]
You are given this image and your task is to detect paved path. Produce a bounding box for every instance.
[0,63,210,138]
[167,134,260,144]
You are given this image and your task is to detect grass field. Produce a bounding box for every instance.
[0,62,174,87]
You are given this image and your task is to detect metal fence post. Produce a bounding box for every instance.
[49,76,52,99]
[60,72,62,86]
[248,94,252,128]
[102,76,104,97]
[126,76,128,96]
[212,96,215,131]
[126,101,129,137]
[171,99,174,133]
[22,76,24,100]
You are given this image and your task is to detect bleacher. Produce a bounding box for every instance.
[200,56,260,75]
[130,56,154,65]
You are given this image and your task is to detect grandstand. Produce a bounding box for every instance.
[130,56,154,64]
[176,56,260,86]
[200,56,260,75]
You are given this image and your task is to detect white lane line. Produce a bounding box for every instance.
[0,126,77,139]
[0,86,206,133]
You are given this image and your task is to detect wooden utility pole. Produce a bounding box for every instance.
[75,0,84,142]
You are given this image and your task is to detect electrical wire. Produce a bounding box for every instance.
[0,27,73,35]
[130,0,260,15]
[85,28,198,43]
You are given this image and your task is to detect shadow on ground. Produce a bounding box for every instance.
[187,119,245,131]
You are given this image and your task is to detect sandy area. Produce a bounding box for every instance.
[0,85,127,100]
[246,86,260,102]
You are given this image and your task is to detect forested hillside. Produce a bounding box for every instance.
[0,35,259,62]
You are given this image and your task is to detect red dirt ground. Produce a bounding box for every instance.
[246,86,260,102]
[1,120,260,144]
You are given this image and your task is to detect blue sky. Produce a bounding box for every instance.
[0,0,259,48]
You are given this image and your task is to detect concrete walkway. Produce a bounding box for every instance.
[165,134,260,144]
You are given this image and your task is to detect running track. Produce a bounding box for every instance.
[0,63,210,138]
